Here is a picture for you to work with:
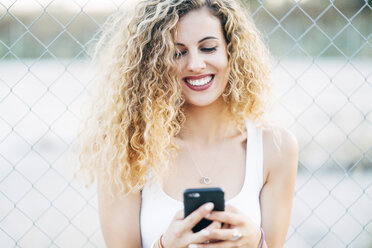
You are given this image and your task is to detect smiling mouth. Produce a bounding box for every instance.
[184,75,214,86]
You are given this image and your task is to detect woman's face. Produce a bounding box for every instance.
[174,7,229,107]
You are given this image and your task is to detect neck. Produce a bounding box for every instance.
[179,97,231,145]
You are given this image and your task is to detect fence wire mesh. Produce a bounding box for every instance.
[0,0,371,247]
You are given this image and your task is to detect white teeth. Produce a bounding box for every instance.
[185,76,213,86]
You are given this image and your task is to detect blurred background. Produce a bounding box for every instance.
[0,0,371,247]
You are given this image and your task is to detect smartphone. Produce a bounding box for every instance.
[183,187,225,233]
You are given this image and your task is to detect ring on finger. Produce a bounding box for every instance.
[231,229,242,241]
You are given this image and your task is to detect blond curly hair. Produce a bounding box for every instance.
[75,0,272,195]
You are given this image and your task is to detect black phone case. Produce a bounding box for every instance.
[183,187,225,233]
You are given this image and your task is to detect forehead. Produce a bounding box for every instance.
[175,7,224,43]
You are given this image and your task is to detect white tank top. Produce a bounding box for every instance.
[140,120,263,248]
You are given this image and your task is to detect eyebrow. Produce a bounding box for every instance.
[175,36,218,46]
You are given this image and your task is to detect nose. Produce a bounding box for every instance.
[186,51,206,73]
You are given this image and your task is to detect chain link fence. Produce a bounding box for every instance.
[0,0,371,247]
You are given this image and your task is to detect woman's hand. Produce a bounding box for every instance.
[192,204,262,248]
[160,202,222,248]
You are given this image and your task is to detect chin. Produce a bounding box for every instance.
[183,95,225,108]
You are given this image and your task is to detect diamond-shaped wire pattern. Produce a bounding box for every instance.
[0,0,371,247]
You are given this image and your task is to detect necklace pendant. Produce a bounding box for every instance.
[200,176,212,185]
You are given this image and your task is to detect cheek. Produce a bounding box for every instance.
[216,59,229,78]
[218,59,230,86]
[213,52,229,71]
[174,61,184,79]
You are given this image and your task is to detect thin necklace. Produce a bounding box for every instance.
[185,125,229,185]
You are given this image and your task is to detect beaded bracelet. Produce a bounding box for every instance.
[258,227,265,248]
[157,234,164,248]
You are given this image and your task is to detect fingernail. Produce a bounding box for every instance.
[201,229,210,236]
[189,244,198,248]
[205,202,214,211]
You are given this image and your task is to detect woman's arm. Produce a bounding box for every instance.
[260,127,298,248]
[97,178,142,248]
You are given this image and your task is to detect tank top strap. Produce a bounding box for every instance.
[244,119,264,192]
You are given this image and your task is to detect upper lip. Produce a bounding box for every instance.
[183,74,214,80]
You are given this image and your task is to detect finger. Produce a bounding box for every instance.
[183,202,214,232]
[208,228,241,241]
[187,228,212,245]
[203,221,223,244]
[173,209,184,220]
[205,211,242,226]
[193,240,235,248]
[205,221,221,231]
[225,204,239,213]
[193,221,222,242]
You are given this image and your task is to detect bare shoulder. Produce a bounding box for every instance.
[262,125,298,180]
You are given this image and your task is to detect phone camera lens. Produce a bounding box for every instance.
[188,193,200,198]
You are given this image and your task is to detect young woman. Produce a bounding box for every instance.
[76,0,298,247]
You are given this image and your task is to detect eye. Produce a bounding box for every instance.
[174,50,187,59]
[201,47,217,53]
